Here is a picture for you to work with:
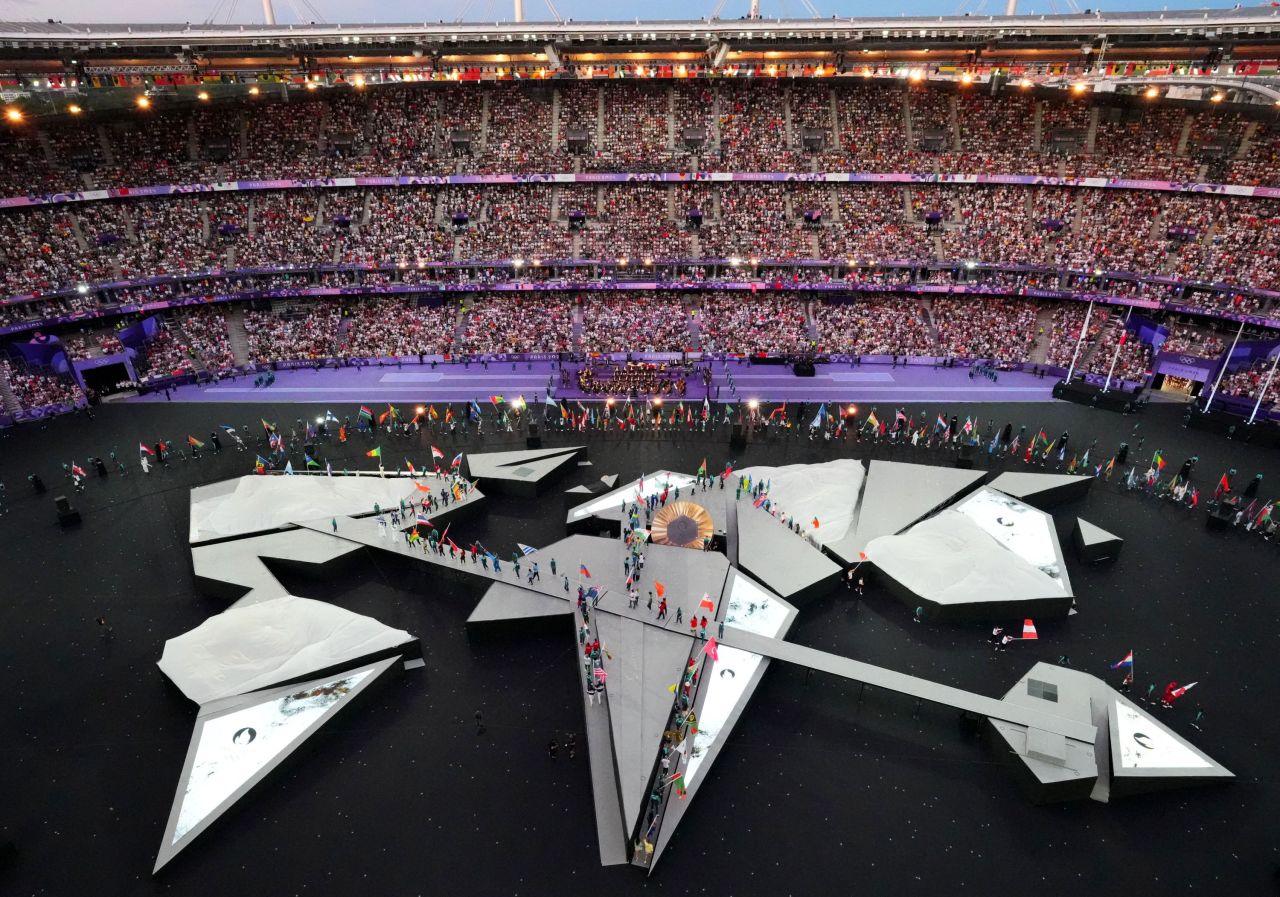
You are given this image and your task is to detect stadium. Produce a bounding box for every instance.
[1,3,1279,895]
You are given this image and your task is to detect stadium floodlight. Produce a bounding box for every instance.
[748,399,759,411]
[67,104,82,115]
[4,108,21,122]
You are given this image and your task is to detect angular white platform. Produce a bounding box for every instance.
[155,656,401,873]
[158,595,416,704]
[463,445,585,496]
[990,471,1092,509]
[189,473,419,543]
[834,460,985,564]
[865,488,1073,621]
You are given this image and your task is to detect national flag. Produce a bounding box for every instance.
[594,667,607,682]
[71,462,87,477]
[858,551,867,561]
[655,581,666,598]
[284,461,294,475]
[1021,619,1038,640]
[450,451,463,470]
[366,446,382,458]
[1153,450,1166,471]
[722,462,734,479]
[357,405,373,421]
[1110,650,1134,669]
[579,564,591,578]
[517,543,537,555]
[1169,682,1198,699]
[705,637,719,662]
[490,395,505,406]
[261,418,277,432]
[811,517,820,529]
[138,442,154,455]
[1104,456,1116,478]
[414,481,430,493]
[934,413,947,432]
[406,459,418,476]
[1215,472,1230,496]
[305,453,320,468]
[220,424,237,434]
[254,455,267,473]
[324,410,339,423]
[698,594,715,614]
[431,445,445,461]
[865,411,880,431]
[444,407,454,424]
[768,402,786,420]
[697,458,707,477]
[428,405,439,421]
[810,403,827,428]
[416,511,432,527]
[962,416,974,434]
[469,400,483,421]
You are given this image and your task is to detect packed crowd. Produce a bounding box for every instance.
[811,295,933,356]
[1161,321,1228,358]
[579,294,691,353]
[696,293,810,355]
[176,307,237,371]
[1085,317,1153,384]
[243,301,343,362]
[1217,359,1280,408]
[338,298,459,358]
[453,296,574,355]
[0,81,1273,195]
[930,297,1039,362]
[1,359,85,410]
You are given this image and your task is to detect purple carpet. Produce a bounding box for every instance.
[127,360,1060,405]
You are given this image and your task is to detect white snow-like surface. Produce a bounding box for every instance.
[865,510,1066,607]
[158,595,413,704]
[189,474,415,542]
[734,458,864,547]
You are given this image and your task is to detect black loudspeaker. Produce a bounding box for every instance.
[955,445,975,469]
[793,360,816,377]
[729,424,746,451]
[526,424,542,449]
[1205,508,1232,531]
[55,495,82,527]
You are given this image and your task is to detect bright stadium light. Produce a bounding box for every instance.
[1144,86,1159,99]
[847,404,857,416]
[67,104,82,114]
[960,72,973,85]
[1071,82,1089,94]
[1210,92,1225,103]
[197,91,210,101]
[136,96,151,109]
[76,283,89,294]
[249,86,261,96]
[4,108,21,122]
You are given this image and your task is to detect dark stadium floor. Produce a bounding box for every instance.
[1,399,1278,897]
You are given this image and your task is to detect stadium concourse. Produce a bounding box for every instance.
[3,14,1280,895]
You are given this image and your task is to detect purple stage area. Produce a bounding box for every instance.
[126,361,1061,405]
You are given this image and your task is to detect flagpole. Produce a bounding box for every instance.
[1064,299,1094,384]
[1247,350,1280,425]
[1203,319,1246,413]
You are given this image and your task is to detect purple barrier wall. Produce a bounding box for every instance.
[1152,351,1219,382]
[1,170,1277,210]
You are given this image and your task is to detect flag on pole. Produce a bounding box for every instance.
[406,459,418,476]
[1215,472,1230,497]
[579,564,591,578]
[431,445,445,461]
[138,442,154,455]
[357,406,373,422]
[186,435,205,449]
[517,543,538,555]
[698,594,715,614]
[261,418,277,432]
[864,411,880,431]
[1169,682,1198,699]
[490,395,505,406]
[254,455,267,473]
[655,581,666,598]
[1111,650,1134,669]
[697,458,707,477]
[1021,619,1039,640]
[705,637,719,662]
[366,446,382,458]
[415,481,430,493]
[305,453,320,468]
[71,462,87,477]
[469,400,483,421]
[416,511,432,527]
[450,451,463,470]
[1153,450,1167,471]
